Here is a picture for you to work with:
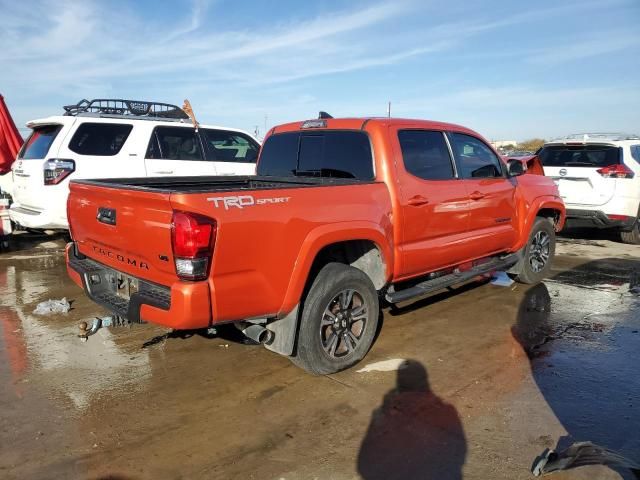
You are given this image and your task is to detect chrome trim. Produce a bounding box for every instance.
[442,131,459,179]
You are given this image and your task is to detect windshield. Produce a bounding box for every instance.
[18,125,62,159]
[257,131,374,180]
[539,144,621,167]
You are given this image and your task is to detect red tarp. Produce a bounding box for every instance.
[0,95,23,175]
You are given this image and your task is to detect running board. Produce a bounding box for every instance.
[385,253,520,304]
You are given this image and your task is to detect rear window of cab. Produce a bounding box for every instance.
[258,131,374,180]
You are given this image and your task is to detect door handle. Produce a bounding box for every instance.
[407,195,430,206]
[153,170,174,175]
[470,191,486,200]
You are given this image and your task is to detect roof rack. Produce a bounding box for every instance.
[63,99,189,120]
[554,132,640,142]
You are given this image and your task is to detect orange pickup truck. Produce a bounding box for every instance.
[66,116,565,374]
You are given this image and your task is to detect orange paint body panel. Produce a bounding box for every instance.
[66,117,565,330]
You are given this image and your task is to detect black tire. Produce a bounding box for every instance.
[290,262,379,375]
[620,221,640,245]
[516,217,556,285]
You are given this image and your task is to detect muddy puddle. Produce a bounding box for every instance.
[0,240,638,479]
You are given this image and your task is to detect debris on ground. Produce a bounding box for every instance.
[532,441,640,477]
[491,271,515,287]
[33,298,71,315]
[356,358,408,373]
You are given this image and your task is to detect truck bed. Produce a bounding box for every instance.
[73,175,373,194]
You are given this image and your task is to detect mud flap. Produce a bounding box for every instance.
[264,305,299,356]
[507,248,525,276]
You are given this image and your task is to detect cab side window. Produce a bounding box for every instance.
[398,130,455,180]
[201,130,260,163]
[449,133,503,179]
[148,127,204,161]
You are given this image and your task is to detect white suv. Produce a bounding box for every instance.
[10,99,260,230]
[539,133,640,244]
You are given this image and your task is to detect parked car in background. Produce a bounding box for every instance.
[538,133,640,244]
[10,99,260,230]
[66,115,565,374]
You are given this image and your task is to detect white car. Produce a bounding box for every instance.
[9,99,260,230]
[539,133,640,244]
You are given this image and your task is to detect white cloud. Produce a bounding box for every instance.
[1,0,638,137]
[527,34,640,65]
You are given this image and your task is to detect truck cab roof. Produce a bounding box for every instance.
[272,117,481,136]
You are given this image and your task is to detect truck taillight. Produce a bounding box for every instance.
[596,164,634,179]
[44,159,75,185]
[171,211,216,281]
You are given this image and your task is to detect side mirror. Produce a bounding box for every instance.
[507,159,525,177]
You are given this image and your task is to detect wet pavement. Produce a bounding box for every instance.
[0,231,638,479]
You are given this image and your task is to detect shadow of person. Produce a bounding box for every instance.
[357,359,466,480]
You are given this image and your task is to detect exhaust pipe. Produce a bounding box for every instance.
[236,322,274,345]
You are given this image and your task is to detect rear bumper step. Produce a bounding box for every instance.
[68,247,171,323]
[385,253,520,304]
[66,243,212,330]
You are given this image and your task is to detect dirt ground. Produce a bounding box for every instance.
[0,229,638,480]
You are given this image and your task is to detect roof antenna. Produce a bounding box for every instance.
[318,111,333,119]
[182,99,199,131]
[387,101,391,118]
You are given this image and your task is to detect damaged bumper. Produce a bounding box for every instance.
[66,243,212,329]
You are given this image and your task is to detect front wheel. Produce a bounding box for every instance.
[516,217,556,285]
[290,263,379,375]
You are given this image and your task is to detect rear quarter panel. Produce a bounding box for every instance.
[169,183,394,322]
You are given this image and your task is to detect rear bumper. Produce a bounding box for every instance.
[10,203,68,230]
[565,209,637,230]
[66,243,212,329]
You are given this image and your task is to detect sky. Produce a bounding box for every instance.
[1,0,639,141]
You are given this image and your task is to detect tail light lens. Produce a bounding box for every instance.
[44,159,75,185]
[171,211,216,281]
[596,164,635,179]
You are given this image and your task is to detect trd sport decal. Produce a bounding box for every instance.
[206,195,291,210]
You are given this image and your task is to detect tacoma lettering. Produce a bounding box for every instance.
[92,246,149,270]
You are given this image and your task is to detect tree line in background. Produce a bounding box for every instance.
[518,138,546,151]
[501,138,546,152]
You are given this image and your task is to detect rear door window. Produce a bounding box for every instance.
[258,131,374,179]
[398,130,454,180]
[448,133,503,178]
[19,125,62,159]
[68,123,133,156]
[150,127,204,161]
[539,145,621,167]
[201,129,260,163]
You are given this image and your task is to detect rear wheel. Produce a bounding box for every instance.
[516,217,556,284]
[620,218,640,245]
[290,263,379,375]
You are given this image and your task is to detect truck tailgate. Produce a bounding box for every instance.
[68,182,177,286]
